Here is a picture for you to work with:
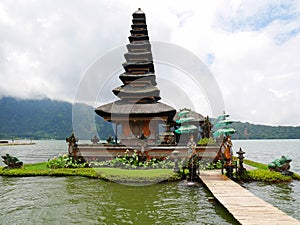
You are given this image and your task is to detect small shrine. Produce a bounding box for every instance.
[173,108,205,144]
[95,8,176,146]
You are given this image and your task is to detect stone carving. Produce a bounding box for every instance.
[1,154,23,168]
[268,156,293,175]
[201,116,212,138]
[66,132,78,155]
[91,135,100,144]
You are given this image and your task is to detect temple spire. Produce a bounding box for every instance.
[112,8,161,104]
[95,9,176,138]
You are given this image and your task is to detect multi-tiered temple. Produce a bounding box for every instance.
[95,8,176,146]
[70,9,219,161]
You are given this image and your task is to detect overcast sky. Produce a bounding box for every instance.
[1,0,300,126]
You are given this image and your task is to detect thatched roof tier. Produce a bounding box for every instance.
[113,85,159,93]
[95,101,176,121]
[133,8,146,17]
[129,35,149,43]
[119,73,157,85]
[126,42,151,52]
[129,9,149,43]
[130,29,148,36]
[131,24,147,30]
[124,51,153,62]
[122,61,154,73]
[132,17,146,24]
[95,8,176,123]
[112,85,160,100]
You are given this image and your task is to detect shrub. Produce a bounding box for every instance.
[200,160,222,170]
[47,154,88,169]
[238,169,293,183]
[89,150,174,170]
[197,138,216,146]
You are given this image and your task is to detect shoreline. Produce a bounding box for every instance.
[0,142,36,146]
[0,162,183,184]
[0,160,299,183]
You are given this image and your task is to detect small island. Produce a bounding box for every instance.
[1,8,299,185]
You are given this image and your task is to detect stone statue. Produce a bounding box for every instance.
[220,135,234,178]
[187,134,196,156]
[1,154,23,168]
[66,132,78,155]
[187,148,200,181]
[139,131,147,140]
[268,156,293,175]
[91,135,100,144]
[106,136,113,144]
[220,135,233,166]
[201,116,212,138]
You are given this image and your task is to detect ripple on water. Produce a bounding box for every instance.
[243,180,300,221]
[0,177,239,225]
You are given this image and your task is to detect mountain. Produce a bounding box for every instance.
[230,121,300,139]
[0,97,300,140]
[0,97,114,140]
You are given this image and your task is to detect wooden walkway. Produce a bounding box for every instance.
[200,170,300,225]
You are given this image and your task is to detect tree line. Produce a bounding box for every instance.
[0,97,299,140]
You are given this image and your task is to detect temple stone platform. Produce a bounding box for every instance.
[74,144,220,161]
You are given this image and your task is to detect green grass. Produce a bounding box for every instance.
[94,168,182,183]
[0,163,97,177]
[1,159,299,183]
[240,159,300,182]
[243,158,269,170]
[239,169,294,182]
[0,162,182,184]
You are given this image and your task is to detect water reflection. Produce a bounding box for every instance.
[243,181,300,220]
[270,183,295,201]
[1,140,300,223]
[233,139,300,174]
[0,176,238,225]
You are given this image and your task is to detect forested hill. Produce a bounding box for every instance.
[230,121,300,139]
[0,97,300,140]
[0,97,114,140]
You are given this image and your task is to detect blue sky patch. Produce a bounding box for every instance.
[220,2,299,32]
[206,53,215,65]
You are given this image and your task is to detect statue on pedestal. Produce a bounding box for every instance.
[187,134,196,156]
[91,135,100,144]
[220,135,234,178]
[66,132,78,156]
[268,156,293,175]
[201,116,212,139]
[1,154,23,168]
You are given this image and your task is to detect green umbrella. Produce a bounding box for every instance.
[176,117,195,124]
[178,110,190,117]
[217,114,230,121]
[175,125,197,134]
[213,128,235,137]
[214,119,233,128]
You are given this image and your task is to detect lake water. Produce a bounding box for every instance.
[0,140,299,224]
[233,139,300,221]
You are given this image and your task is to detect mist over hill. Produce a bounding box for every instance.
[0,97,114,140]
[0,97,299,140]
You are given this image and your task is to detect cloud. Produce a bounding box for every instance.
[216,1,299,32]
[0,0,300,125]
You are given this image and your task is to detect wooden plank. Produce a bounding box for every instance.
[200,170,300,225]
